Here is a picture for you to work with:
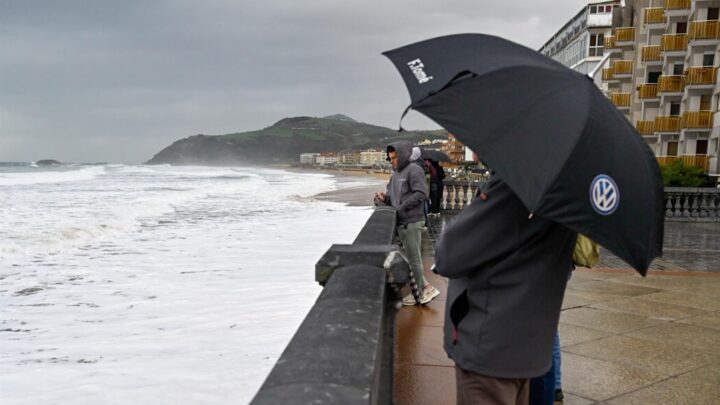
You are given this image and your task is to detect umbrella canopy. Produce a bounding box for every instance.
[420,149,451,162]
[383,34,664,274]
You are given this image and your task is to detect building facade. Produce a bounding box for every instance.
[543,0,720,177]
[359,148,387,166]
[300,153,320,164]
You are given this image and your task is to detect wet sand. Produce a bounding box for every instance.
[288,167,389,207]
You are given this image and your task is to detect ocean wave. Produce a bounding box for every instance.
[0,166,107,186]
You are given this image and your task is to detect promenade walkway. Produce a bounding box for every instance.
[394,218,720,405]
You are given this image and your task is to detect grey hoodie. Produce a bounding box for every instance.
[378,141,428,225]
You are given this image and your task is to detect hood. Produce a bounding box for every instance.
[387,140,414,170]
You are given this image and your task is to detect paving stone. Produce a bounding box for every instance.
[560,307,660,334]
[558,322,610,347]
[626,323,720,355]
[561,352,666,401]
[395,325,453,367]
[589,296,708,321]
[393,364,455,405]
[639,290,720,311]
[563,335,711,377]
[604,364,720,405]
[678,311,720,331]
[559,392,595,405]
[561,289,619,309]
[567,280,661,297]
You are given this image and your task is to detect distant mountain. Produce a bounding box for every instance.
[145,115,447,165]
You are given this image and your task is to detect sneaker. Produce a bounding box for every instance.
[402,292,419,306]
[419,285,440,305]
[554,388,564,402]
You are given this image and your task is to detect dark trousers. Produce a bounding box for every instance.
[455,365,529,405]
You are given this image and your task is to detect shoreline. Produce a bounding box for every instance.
[279,165,389,207]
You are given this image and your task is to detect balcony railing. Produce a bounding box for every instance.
[689,20,720,40]
[602,68,615,81]
[611,92,631,108]
[636,120,655,134]
[644,8,667,25]
[661,34,689,51]
[604,35,617,49]
[654,115,681,132]
[665,0,691,10]
[641,45,662,61]
[658,75,686,92]
[682,111,714,128]
[615,27,636,42]
[638,83,659,99]
[686,66,717,85]
[612,60,634,75]
[658,155,710,171]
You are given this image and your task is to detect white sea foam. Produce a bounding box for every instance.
[0,164,384,404]
[0,166,107,186]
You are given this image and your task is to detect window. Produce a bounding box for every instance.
[590,5,613,14]
[673,63,684,75]
[667,142,679,156]
[648,71,661,83]
[676,22,687,34]
[589,33,604,57]
[708,8,719,20]
[697,140,708,155]
[703,53,715,67]
[670,102,681,116]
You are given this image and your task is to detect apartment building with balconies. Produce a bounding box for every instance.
[607,0,719,176]
[544,1,720,177]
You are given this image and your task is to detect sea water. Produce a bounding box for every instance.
[0,163,381,404]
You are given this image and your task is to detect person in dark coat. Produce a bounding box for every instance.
[434,173,576,405]
[429,160,445,214]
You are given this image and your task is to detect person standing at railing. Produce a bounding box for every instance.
[434,173,576,405]
[374,140,440,306]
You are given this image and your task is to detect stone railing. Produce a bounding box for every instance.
[440,181,720,222]
[440,179,487,212]
[250,206,409,404]
[664,187,720,221]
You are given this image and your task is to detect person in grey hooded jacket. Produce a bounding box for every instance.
[434,174,576,405]
[374,140,439,305]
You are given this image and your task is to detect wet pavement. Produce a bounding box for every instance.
[394,216,720,405]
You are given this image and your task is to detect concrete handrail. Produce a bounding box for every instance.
[250,207,407,404]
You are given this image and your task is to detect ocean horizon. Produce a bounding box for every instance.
[0,162,383,404]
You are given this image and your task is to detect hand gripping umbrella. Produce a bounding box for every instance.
[383,34,664,275]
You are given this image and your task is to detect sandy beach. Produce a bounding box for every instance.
[283,166,390,207]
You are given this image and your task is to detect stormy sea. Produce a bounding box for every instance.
[0,162,381,404]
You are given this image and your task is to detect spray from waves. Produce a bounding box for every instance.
[0,166,107,186]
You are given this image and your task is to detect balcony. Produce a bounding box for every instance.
[686,67,717,85]
[659,155,711,170]
[604,35,619,51]
[612,60,634,77]
[689,20,720,40]
[682,111,714,129]
[615,27,636,43]
[610,92,631,108]
[602,68,615,81]
[665,0,690,11]
[635,120,655,134]
[654,116,681,132]
[657,75,686,93]
[638,83,659,99]
[644,8,667,26]
[661,34,688,52]
[641,45,662,62]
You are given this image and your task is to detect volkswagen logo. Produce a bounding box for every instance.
[590,174,619,215]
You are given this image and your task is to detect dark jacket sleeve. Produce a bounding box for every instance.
[434,178,525,279]
[398,165,428,215]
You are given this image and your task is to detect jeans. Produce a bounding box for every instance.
[553,333,562,390]
[397,220,425,292]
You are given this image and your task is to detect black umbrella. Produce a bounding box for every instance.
[420,149,451,162]
[383,34,664,274]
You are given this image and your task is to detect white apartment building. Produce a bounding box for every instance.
[359,148,387,166]
[300,153,320,164]
[316,153,338,165]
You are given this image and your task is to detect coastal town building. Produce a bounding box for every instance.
[315,152,338,166]
[359,148,387,166]
[338,151,361,165]
[543,0,720,177]
[299,153,320,165]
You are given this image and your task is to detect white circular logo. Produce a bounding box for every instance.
[590,174,619,215]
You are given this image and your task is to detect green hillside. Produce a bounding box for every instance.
[146,115,446,165]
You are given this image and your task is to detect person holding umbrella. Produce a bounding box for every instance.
[384,34,664,404]
[374,140,440,306]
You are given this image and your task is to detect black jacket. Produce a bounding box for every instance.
[435,175,576,378]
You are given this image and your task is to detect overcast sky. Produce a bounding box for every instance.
[1,0,592,163]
